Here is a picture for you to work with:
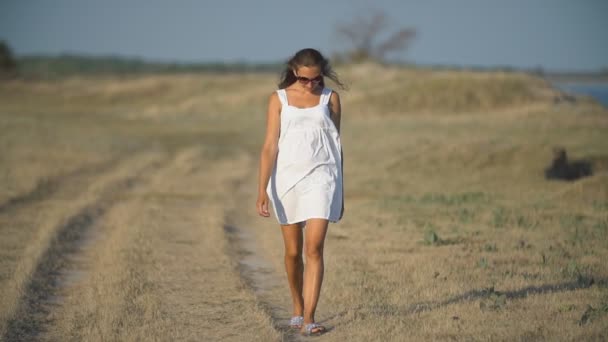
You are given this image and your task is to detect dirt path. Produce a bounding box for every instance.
[223,157,305,342]
[1,146,288,341]
[0,151,163,338]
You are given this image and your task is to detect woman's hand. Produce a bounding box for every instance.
[256,192,271,217]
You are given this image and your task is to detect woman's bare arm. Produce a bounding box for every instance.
[256,92,281,216]
[329,91,341,133]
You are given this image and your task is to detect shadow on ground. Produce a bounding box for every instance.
[325,275,606,322]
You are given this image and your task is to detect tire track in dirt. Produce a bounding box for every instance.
[222,222,306,342]
[0,157,121,215]
[29,147,281,341]
[222,223,288,333]
[127,148,280,341]
[0,151,165,340]
[222,156,308,342]
[1,146,297,341]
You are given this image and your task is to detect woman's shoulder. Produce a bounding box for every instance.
[269,89,283,99]
[267,91,282,108]
[271,87,290,99]
[327,88,340,101]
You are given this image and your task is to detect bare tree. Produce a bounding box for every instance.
[334,9,416,63]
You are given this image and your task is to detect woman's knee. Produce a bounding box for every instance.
[284,247,302,260]
[305,244,324,260]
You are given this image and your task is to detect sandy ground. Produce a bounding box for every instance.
[1,67,607,341]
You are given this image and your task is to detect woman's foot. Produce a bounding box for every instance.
[289,316,303,329]
[301,322,326,336]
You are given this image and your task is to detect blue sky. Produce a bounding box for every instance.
[1,0,607,72]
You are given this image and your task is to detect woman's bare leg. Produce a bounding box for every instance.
[302,218,329,328]
[281,223,304,317]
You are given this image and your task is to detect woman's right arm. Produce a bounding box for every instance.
[256,92,281,217]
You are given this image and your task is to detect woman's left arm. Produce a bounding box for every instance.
[329,91,341,134]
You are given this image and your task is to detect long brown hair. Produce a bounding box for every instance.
[278,48,346,90]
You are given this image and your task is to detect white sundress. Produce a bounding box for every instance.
[267,87,344,225]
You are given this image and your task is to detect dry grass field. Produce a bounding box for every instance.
[1,63,607,341]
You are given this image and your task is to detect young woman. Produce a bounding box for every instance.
[256,48,345,336]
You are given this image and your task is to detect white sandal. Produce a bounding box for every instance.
[289,316,303,329]
[301,322,326,336]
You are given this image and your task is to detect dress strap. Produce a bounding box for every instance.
[276,89,288,106]
[320,87,333,105]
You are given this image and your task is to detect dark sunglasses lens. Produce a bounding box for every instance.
[297,76,322,84]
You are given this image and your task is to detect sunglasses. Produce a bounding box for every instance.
[295,74,323,85]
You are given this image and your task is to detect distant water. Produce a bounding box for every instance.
[553,83,608,107]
